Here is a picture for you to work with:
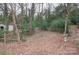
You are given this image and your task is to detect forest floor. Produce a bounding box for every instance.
[0,30,79,55]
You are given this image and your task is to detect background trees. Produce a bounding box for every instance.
[0,3,79,41]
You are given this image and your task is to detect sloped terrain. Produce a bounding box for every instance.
[0,31,78,55]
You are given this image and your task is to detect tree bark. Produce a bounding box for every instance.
[64,3,69,42]
[12,11,21,42]
[4,3,8,17]
[29,3,35,34]
[10,4,21,42]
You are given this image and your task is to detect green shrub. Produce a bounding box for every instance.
[0,30,4,36]
[70,17,79,28]
[49,19,69,33]
[21,19,29,34]
[76,19,79,27]
[32,20,40,29]
[32,20,49,30]
[40,20,49,30]
[70,18,79,25]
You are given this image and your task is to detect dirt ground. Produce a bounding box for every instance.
[0,30,79,55]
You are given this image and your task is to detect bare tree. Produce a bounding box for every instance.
[3,3,8,17]
[47,3,51,18]
[63,3,73,44]
[3,3,8,44]
[38,3,40,21]
[9,3,21,42]
[29,3,35,34]
[25,3,28,16]
[19,3,25,16]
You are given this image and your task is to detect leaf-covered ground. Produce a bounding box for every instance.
[0,31,79,55]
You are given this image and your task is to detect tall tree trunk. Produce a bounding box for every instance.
[19,3,25,16]
[29,3,35,34]
[40,3,43,30]
[12,11,21,42]
[4,3,8,17]
[25,3,28,16]
[64,3,69,42]
[10,4,21,42]
[47,3,51,23]
[2,3,8,54]
[42,3,43,14]
[3,3,8,43]
[29,9,33,34]
[38,3,40,21]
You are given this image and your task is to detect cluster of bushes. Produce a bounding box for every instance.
[49,19,65,33]
[14,12,79,35]
[21,17,71,33]
[21,18,29,34]
[70,18,79,27]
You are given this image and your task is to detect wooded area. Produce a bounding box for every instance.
[0,3,79,55]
